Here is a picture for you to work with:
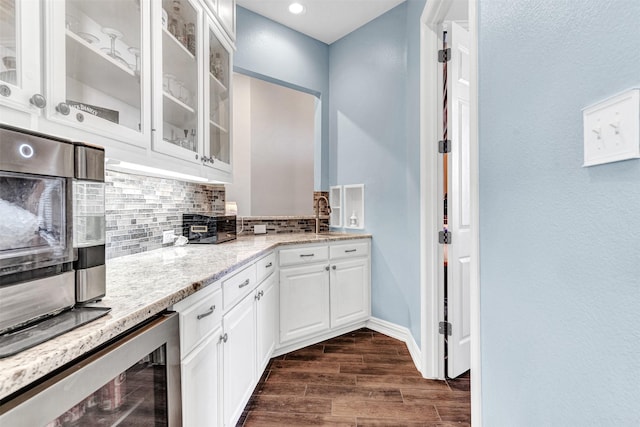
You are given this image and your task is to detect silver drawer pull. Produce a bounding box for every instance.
[197,305,215,320]
[300,254,315,258]
[265,262,273,268]
[239,279,250,288]
[345,249,357,253]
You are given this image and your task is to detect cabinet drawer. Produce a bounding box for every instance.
[256,252,276,284]
[279,245,329,267]
[173,285,222,357]
[223,264,257,311]
[330,241,370,260]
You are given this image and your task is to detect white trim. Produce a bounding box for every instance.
[420,0,482,425]
[366,317,422,374]
[419,0,445,381]
[468,1,482,425]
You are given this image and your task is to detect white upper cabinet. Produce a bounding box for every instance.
[0,0,235,184]
[204,15,232,174]
[45,0,151,148]
[0,0,44,127]
[204,0,235,42]
[153,0,203,161]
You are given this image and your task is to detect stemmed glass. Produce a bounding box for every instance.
[128,47,141,77]
[101,27,129,68]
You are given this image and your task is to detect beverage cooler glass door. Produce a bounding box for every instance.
[0,313,182,426]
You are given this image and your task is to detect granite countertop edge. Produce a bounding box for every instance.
[0,232,371,401]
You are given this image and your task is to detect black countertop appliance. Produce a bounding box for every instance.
[182,214,237,244]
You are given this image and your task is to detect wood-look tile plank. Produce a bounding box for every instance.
[267,370,357,386]
[305,384,403,402]
[320,335,357,346]
[356,375,452,391]
[245,395,332,414]
[332,400,440,422]
[252,381,307,397]
[270,359,341,373]
[435,405,472,423]
[357,420,470,427]
[340,363,422,377]
[242,411,356,426]
[324,344,399,355]
[400,388,470,405]
[286,351,364,363]
[362,353,418,365]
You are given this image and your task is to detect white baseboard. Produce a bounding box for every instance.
[366,317,423,375]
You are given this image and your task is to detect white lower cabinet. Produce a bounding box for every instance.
[278,239,371,349]
[181,327,222,427]
[173,241,369,426]
[222,291,256,427]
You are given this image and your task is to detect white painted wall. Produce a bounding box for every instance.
[226,73,252,216]
[226,73,315,216]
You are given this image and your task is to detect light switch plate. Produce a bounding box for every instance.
[583,88,640,167]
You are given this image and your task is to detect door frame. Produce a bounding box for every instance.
[419,0,481,425]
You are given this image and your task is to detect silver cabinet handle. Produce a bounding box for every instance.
[325,265,330,271]
[300,254,315,258]
[56,102,70,115]
[345,249,357,253]
[259,290,264,297]
[219,333,228,343]
[196,305,215,320]
[239,278,250,288]
[265,262,273,268]
[332,265,337,270]
[254,290,264,301]
[29,93,46,109]
[0,85,11,97]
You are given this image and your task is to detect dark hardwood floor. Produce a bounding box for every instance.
[238,328,470,426]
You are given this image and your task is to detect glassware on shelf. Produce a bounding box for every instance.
[169,1,186,46]
[77,32,99,44]
[212,52,223,83]
[163,73,177,96]
[128,47,141,77]
[65,14,79,32]
[100,27,129,68]
[186,22,196,56]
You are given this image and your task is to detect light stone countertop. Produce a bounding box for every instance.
[0,232,370,402]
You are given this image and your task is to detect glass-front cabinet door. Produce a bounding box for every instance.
[153,0,202,162]
[45,0,151,147]
[0,0,43,116]
[204,17,232,173]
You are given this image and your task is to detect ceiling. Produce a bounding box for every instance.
[236,0,406,45]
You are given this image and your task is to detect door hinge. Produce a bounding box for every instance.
[438,140,451,153]
[439,231,451,244]
[439,321,452,336]
[438,48,451,63]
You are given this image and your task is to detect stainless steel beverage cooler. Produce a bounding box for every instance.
[0,313,182,426]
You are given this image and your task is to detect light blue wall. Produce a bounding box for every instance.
[234,7,330,189]
[478,0,640,425]
[330,0,425,343]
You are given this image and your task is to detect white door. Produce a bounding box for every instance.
[279,263,330,344]
[330,258,370,328]
[222,294,256,426]
[181,327,221,427]
[256,274,277,374]
[446,22,471,378]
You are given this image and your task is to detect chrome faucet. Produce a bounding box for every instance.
[315,195,331,234]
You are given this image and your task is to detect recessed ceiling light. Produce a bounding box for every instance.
[288,2,306,15]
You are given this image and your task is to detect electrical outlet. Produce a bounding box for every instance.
[162,230,175,244]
